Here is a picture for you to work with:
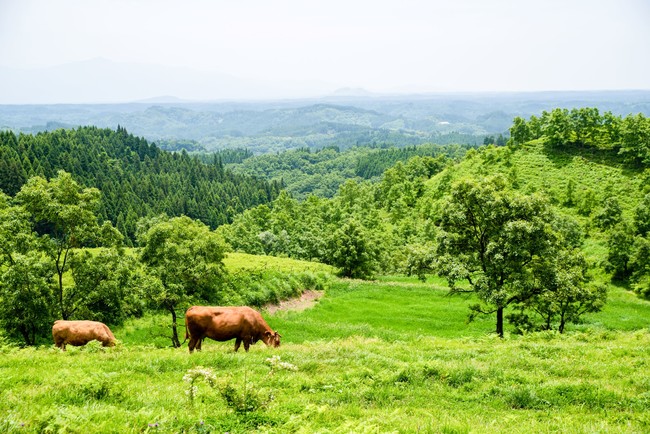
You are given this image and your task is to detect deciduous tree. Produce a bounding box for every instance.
[138,215,228,347]
[428,176,596,337]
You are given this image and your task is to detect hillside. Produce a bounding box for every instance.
[218,108,650,337]
[224,143,473,199]
[425,140,648,256]
[4,91,650,154]
[0,127,281,242]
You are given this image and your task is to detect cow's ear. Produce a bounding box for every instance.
[264,331,272,336]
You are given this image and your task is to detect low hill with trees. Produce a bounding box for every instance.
[218,108,650,335]
[223,143,473,199]
[0,127,281,243]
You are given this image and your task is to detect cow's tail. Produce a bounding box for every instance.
[184,313,190,341]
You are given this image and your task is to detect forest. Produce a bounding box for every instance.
[222,143,473,199]
[0,126,282,243]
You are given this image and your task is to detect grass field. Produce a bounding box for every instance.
[2,275,650,433]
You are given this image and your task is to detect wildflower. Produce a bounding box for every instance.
[265,355,298,374]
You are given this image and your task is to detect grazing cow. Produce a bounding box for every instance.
[52,320,116,350]
[185,306,281,353]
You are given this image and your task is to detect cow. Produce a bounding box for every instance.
[52,320,117,351]
[185,306,281,353]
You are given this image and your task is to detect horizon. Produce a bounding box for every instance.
[1,0,649,104]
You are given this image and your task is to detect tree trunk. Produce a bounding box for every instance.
[58,270,67,320]
[169,307,181,348]
[19,325,34,346]
[496,307,504,338]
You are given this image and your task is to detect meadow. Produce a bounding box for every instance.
[2,274,650,433]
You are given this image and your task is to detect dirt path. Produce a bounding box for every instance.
[265,290,324,314]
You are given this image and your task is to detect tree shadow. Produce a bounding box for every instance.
[542,142,644,177]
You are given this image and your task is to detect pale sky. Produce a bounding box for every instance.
[1,0,649,101]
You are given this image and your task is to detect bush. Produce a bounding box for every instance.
[224,269,332,307]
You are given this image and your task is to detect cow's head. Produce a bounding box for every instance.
[264,331,281,348]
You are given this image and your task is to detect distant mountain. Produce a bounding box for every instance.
[2,91,650,154]
[0,58,335,104]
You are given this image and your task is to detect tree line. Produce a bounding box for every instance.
[225,143,473,199]
[509,108,650,166]
[0,126,282,244]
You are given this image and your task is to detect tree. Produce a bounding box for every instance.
[629,237,650,297]
[618,113,650,166]
[570,107,601,146]
[593,197,623,230]
[507,249,606,333]
[14,171,106,320]
[324,217,381,279]
[0,193,53,345]
[431,176,591,337]
[138,215,228,347]
[544,108,572,148]
[605,223,635,280]
[509,116,530,145]
[633,193,650,236]
[70,248,142,325]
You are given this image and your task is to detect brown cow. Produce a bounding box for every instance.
[185,306,281,353]
[52,320,116,350]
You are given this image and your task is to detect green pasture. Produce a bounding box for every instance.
[2,275,650,433]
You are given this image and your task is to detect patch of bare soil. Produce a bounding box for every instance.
[265,290,324,314]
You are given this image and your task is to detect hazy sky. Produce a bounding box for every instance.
[1,0,649,97]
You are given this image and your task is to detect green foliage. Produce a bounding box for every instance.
[138,215,228,347]
[430,176,599,336]
[14,171,111,321]
[508,251,607,333]
[70,249,143,325]
[634,193,650,236]
[227,143,466,200]
[510,108,650,167]
[325,218,381,279]
[593,196,623,230]
[605,223,635,279]
[0,251,53,345]
[618,113,650,166]
[0,127,281,241]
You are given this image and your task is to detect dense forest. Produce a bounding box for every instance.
[0,127,281,243]
[223,143,474,198]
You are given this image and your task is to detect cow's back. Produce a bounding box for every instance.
[186,306,257,341]
[52,320,116,348]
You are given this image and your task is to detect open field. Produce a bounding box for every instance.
[2,277,650,433]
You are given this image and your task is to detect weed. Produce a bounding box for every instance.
[265,355,298,375]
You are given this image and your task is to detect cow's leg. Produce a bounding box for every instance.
[234,338,242,352]
[197,337,203,351]
[188,337,197,353]
[244,339,251,352]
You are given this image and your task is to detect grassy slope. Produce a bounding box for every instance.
[223,252,334,274]
[2,276,650,433]
[425,140,648,268]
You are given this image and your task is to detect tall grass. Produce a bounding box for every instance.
[2,276,649,433]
